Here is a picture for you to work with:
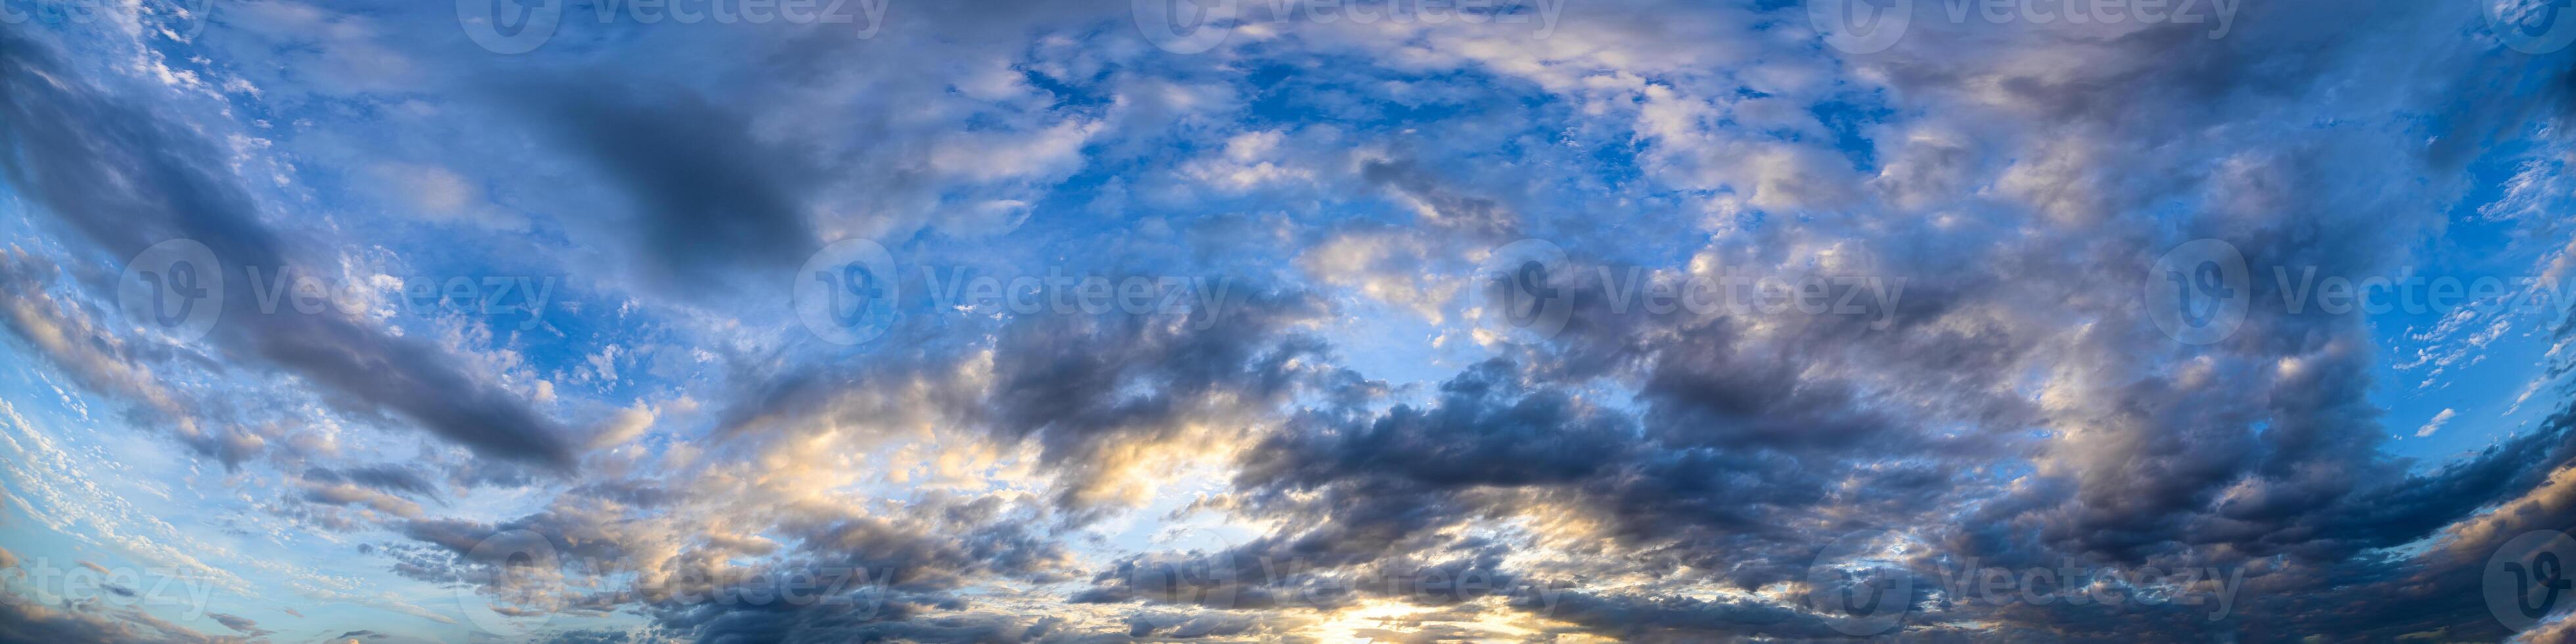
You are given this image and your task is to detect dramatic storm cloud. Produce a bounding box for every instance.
[1,0,2574,641]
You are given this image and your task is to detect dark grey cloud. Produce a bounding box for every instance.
[1024,7,2576,640]
[716,288,1334,515]
[0,598,227,644]
[204,612,265,636]
[385,486,1085,642]
[0,28,575,469]
[11,0,2571,641]
[507,79,818,296]
[1244,358,1634,491]
[304,464,442,499]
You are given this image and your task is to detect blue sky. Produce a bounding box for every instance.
[3,0,2576,641]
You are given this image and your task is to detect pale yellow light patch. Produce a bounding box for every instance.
[1300,231,1450,325]
[2440,463,2576,556]
[1058,411,1266,510]
[1293,597,1575,643]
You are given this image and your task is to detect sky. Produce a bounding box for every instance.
[3,0,2576,641]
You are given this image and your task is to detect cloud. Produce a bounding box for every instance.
[2418,407,2460,437]
[505,80,819,296]
[0,599,231,644]
[203,613,267,636]
[0,27,574,469]
[7,0,2576,641]
[366,162,526,231]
